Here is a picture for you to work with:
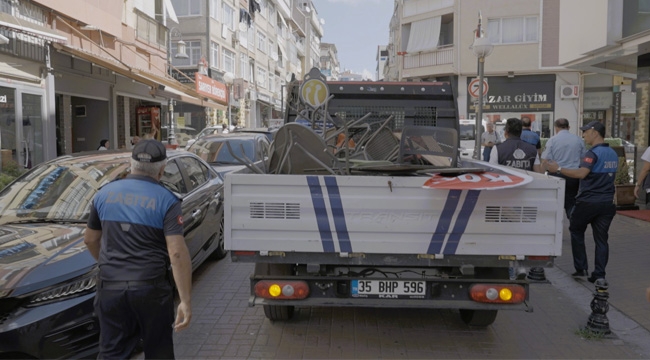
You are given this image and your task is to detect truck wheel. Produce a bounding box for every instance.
[459,309,498,327]
[255,263,295,321]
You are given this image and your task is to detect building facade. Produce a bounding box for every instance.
[171,0,324,129]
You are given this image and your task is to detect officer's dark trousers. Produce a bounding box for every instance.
[569,201,616,279]
[95,280,175,359]
[482,146,492,161]
[551,174,579,218]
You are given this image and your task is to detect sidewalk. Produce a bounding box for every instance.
[552,209,650,352]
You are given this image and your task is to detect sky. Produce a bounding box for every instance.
[314,0,395,80]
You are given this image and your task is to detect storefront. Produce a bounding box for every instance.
[0,19,67,169]
[466,74,556,138]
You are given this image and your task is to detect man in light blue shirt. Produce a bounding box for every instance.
[520,117,541,156]
[541,118,586,217]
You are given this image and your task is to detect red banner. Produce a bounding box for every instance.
[422,167,533,190]
[195,73,228,104]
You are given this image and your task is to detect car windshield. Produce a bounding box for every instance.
[0,153,131,225]
[197,127,219,138]
[190,138,256,164]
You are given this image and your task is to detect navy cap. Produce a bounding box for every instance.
[580,121,605,137]
[132,139,167,163]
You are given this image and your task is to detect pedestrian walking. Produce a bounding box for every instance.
[634,146,650,208]
[541,118,586,217]
[545,121,618,283]
[97,139,109,150]
[489,117,541,172]
[481,122,500,161]
[520,116,541,156]
[84,139,192,359]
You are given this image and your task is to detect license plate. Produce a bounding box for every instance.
[351,280,426,299]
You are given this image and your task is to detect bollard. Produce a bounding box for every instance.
[585,278,611,334]
[527,266,546,281]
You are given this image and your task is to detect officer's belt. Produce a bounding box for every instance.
[100,275,169,289]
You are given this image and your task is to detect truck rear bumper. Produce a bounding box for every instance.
[249,275,532,312]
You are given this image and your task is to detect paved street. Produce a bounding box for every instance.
[163,213,650,359]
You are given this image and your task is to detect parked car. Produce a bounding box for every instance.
[232,127,279,142]
[0,149,226,359]
[185,133,271,176]
[160,126,198,148]
[620,139,636,153]
[184,126,222,150]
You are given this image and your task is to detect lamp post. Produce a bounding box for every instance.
[223,72,235,131]
[471,12,493,160]
[166,27,188,146]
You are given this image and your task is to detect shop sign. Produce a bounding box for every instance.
[258,93,271,103]
[195,73,227,103]
[466,75,555,114]
[583,91,612,109]
[172,69,197,84]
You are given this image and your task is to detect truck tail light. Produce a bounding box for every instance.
[254,280,309,300]
[469,284,526,304]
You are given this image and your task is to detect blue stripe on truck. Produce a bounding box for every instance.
[307,176,335,252]
[443,190,480,254]
[324,176,352,253]
[427,189,461,254]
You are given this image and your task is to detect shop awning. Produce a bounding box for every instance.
[52,43,225,111]
[0,12,67,43]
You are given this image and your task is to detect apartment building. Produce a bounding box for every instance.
[319,42,339,80]
[385,0,581,139]
[557,0,646,149]
[172,0,323,128]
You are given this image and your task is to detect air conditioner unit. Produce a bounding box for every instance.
[560,85,579,99]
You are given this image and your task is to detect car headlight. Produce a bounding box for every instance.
[27,267,98,306]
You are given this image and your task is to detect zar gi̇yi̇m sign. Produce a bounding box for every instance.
[467,74,556,114]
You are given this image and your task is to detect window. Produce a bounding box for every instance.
[257,67,265,87]
[178,157,209,191]
[210,41,219,68]
[260,0,268,18]
[161,160,188,194]
[172,0,201,16]
[257,31,267,53]
[222,3,235,31]
[240,53,249,80]
[223,48,235,73]
[488,16,538,44]
[268,73,275,93]
[172,40,201,67]
[136,12,163,45]
[210,0,219,20]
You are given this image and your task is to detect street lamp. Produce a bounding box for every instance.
[471,11,493,160]
[223,72,235,131]
[167,27,189,146]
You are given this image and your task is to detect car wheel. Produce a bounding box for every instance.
[255,263,295,321]
[210,217,227,260]
[459,309,498,327]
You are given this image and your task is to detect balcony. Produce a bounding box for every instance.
[403,45,453,69]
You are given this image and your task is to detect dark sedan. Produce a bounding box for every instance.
[0,149,225,359]
[186,133,270,176]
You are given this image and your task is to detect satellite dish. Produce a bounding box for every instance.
[238,22,247,32]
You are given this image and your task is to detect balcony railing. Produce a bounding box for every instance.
[403,45,453,69]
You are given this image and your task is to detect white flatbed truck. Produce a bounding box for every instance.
[224,71,564,326]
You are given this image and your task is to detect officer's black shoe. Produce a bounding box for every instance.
[587,275,604,283]
[571,270,588,277]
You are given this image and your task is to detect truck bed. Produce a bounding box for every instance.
[225,159,564,260]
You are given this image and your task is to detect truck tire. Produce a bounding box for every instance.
[254,263,295,321]
[459,309,498,327]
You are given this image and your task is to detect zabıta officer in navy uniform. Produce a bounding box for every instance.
[84,139,192,359]
[545,121,618,284]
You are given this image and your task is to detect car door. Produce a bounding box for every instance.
[175,155,222,267]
